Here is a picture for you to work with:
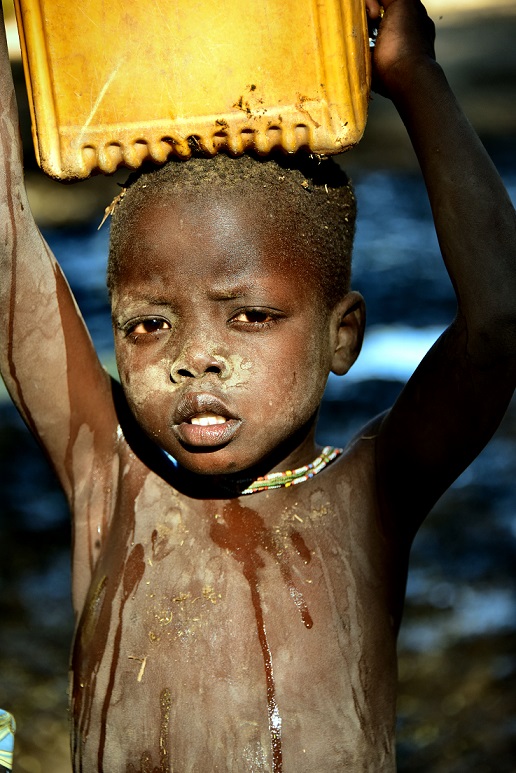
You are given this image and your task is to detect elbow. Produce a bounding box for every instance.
[466,312,516,371]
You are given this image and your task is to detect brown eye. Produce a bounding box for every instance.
[129,318,171,335]
[232,310,274,325]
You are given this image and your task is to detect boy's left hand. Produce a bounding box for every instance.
[366,0,436,98]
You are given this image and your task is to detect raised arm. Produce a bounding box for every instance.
[0,10,119,602]
[365,0,516,539]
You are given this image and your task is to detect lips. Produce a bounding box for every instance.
[190,413,227,426]
[172,392,242,447]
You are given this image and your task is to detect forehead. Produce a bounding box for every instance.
[112,186,316,291]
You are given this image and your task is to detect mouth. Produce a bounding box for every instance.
[190,413,228,426]
[172,393,242,447]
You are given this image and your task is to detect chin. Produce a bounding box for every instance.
[170,444,252,477]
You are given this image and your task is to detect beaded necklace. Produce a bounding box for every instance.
[240,446,343,495]
[161,445,343,496]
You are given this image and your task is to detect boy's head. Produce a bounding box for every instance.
[108,153,356,305]
[108,153,364,476]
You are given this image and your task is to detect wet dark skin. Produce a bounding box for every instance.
[1,1,515,771]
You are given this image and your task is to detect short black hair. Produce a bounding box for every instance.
[107,152,356,307]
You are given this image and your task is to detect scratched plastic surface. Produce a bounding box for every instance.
[13,0,371,180]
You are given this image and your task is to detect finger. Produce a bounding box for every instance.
[378,0,398,9]
[365,0,383,19]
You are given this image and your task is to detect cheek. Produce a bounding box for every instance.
[226,353,254,374]
[115,343,170,411]
[263,329,330,414]
[210,352,254,391]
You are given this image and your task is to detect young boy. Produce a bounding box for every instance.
[0,0,514,771]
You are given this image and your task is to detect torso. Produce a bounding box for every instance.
[70,433,403,773]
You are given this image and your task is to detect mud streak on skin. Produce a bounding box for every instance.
[98,542,146,771]
[1,124,38,438]
[210,502,314,772]
[125,688,172,772]
[159,688,172,772]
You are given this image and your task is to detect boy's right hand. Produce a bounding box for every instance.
[365,0,436,99]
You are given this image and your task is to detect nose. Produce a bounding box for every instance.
[170,346,231,383]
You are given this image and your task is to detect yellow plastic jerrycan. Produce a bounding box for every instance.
[13,0,371,180]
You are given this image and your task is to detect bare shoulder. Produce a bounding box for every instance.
[325,412,386,508]
[306,413,394,549]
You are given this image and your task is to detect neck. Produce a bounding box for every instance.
[162,444,342,498]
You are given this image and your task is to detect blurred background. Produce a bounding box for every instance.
[0,1,515,770]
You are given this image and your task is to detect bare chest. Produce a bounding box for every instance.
[70,469,397,772]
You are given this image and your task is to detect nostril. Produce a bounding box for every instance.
[172,364,221,382]
[171,355,228,383]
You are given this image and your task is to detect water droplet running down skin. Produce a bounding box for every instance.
[210,501,314,772]
[247,569,283,771]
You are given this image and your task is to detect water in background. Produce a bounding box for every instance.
[0,165,515,772]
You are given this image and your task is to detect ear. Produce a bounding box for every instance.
[330,291,366,376]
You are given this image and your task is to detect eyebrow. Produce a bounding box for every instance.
[114,295,174,307]
[207,282,259,300]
